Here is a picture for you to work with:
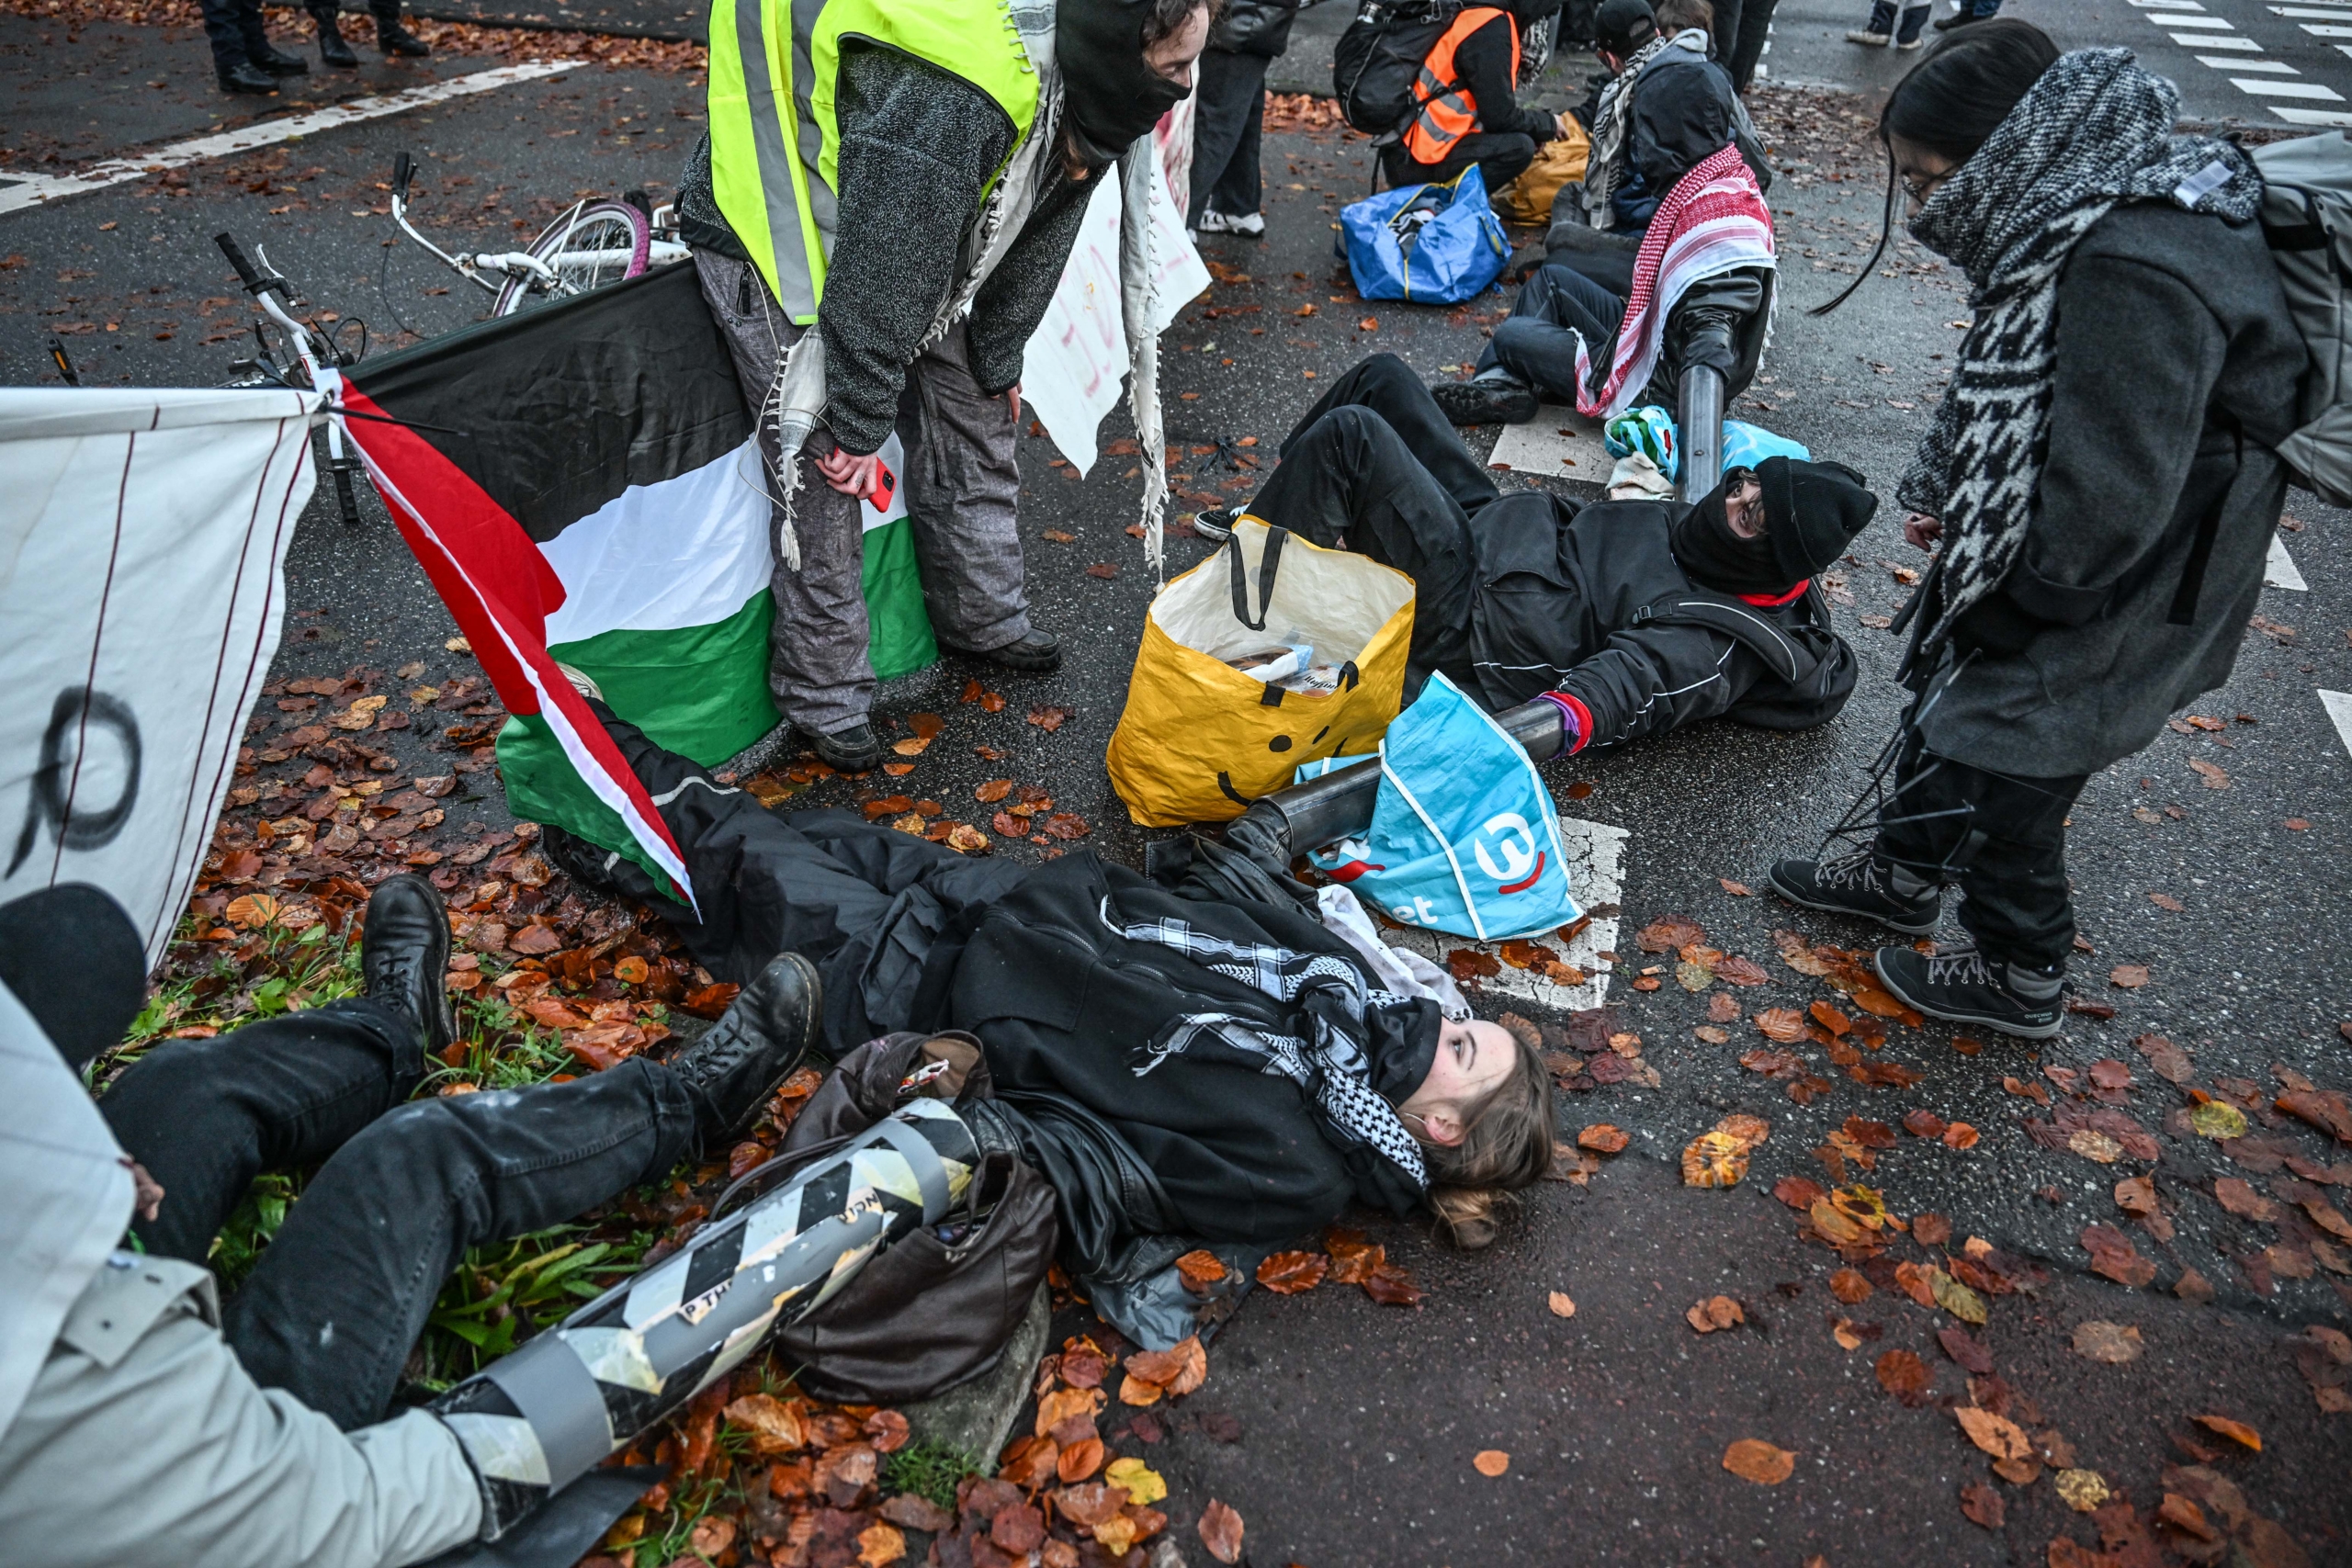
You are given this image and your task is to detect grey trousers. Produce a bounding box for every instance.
[694,249,1033,737]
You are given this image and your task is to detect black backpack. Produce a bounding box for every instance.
[1333,0,1463,138]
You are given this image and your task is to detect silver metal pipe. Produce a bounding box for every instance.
[1678,363,1725,502]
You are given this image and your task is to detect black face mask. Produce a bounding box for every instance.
[1668,469,1788,594]
[1363,998,1442,1105]
[1057,0,1193,168]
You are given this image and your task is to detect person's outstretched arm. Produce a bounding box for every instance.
[1501,621,1752,750]
[1453,15,1559,142]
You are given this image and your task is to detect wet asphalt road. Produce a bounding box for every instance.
[6,12,2351,1565]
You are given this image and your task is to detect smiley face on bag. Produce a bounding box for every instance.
[1471,812,1546,896]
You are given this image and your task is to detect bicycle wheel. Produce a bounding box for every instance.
[492,200,652,317]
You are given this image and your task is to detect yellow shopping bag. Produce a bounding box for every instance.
[1106,519,1415,827]
[1492,121,1590,227]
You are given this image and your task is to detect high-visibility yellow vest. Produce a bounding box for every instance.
[705,0,1043,323]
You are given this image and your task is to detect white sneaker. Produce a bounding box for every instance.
[1195,208,1266,237]
[1845,27,1891,42]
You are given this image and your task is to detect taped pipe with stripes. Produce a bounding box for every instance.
[428,1099,979,1540]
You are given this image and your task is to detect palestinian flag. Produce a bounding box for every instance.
[337,263,934,892]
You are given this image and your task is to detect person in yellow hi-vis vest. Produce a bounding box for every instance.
[673,0,1214,773]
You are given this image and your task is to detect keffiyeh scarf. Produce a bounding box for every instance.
[1898,49,2263,653]
[1102,898,1430,1192]
[1580,28,1689,231]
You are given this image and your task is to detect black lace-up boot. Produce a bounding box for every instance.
[665,953,821,1152]
[361,874,453,1057]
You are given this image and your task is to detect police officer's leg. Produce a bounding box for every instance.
[691,250,877,744]
[198,0,258,76]
[899,327,1033,658]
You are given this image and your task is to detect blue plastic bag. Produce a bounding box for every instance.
[1297,673,1581,941]
[1720,420,1811,472]
[1340,165,1510,305]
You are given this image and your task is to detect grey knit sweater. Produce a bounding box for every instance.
[678,44,1098,455]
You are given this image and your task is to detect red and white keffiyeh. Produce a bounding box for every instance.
[1575,144,1776,421]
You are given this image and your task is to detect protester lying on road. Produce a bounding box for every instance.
[546,683,1557,1271]
[1769,23,2307,1040]
[0,876,829,1568]
[1380,0,1579,196]
[1204,355,1876,754]
[672,0,1215,773]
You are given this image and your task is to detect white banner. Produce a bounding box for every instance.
[1020,111,1212,476]
[0,388,318,967]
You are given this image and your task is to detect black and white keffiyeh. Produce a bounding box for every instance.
[1102,898,1430,1191]
[1581,28,1688,231]
[1899,49,2263,654]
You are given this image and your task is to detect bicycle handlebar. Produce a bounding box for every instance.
[391,151,415,202]
[214,231,280,299]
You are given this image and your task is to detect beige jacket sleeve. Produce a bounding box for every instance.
[0,1256,481,1568]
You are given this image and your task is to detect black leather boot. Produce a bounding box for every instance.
[248,40,311,74]
[378,16,432,54]
[314,9,359,66]
[361,874,454,1059]
[667,953,821,1152]
[219,61,281,93]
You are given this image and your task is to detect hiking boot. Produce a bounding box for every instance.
[362,874,453,1058]
[1872,943,2066,1040]
[1192,507,1238,545]
[249,41,311,73]
[668,953,821,1150]
[1765,847,1941,935]
[1430,377,1538,426]
[808,721,883,774]
[219,61,280,93]
[967,628,1062,674]
[378,17,431,53]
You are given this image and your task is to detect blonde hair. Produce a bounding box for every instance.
[1421,1035,1556,1249]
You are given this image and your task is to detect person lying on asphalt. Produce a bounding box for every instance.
[1202,354,1876,756]
[1767,22,2307,1041]
[0,877,823,1568]
[542,679,1558,1278]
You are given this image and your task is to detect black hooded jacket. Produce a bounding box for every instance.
[1464,491,1859,747]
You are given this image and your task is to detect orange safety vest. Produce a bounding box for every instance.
[1402,6,1519,165]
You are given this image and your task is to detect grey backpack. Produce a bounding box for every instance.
[2255,131,2352,505]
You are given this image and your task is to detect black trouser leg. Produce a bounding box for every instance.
[1190,51,1270,219]
[100,998,425,1264]
[1247,377,1481,678]
[1379,131,1538,194]
[1710,0,1746,71]
[225,1057,701,1429]
[197,0,264,72]
[1476,263,1626,399]
[1729,0,1780,88]
[1870,732,2089,972]
[1277,352,1499,514]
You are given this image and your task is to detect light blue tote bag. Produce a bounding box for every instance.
[1298,673,1580,941]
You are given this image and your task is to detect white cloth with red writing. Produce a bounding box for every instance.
[1574,143,1776,422]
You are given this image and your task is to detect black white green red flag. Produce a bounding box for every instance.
[337,263,932,894]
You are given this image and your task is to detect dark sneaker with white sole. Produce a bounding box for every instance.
[1766,848,1941,935]
[1192,507,1238,544]
[1871,943,2066,1040]
[1430,378,1539,426]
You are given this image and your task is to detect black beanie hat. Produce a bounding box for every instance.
[1057,0,1194,168]
[1595,0,1658,55]
[1758,457,1877,584]
[0,884,147,1071]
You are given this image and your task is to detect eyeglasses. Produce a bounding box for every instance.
[1900,169,1949,205]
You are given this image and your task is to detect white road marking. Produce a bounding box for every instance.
[1383,817,1631,1013]
[2319,690,2352,762]
[2266,534,2308,590]
[2271,5,2352,16]
[2213,55,2302,67]
[0,61,578,218]
[2300,21,2352,32]
[2235,76,2348,95]
[2185,32,2266,45]
[2156,12,2242,24]
[2272,104,2352,121]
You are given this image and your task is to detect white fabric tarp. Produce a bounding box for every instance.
[0,387,318,967]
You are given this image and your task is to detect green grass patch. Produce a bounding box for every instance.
[882,1438,987,1509]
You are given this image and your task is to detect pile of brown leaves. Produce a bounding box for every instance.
[1,0,706,70]
[1247,1225,1424,1306]
[1261,93,1352,135]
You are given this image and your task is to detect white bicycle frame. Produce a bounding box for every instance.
[391,186,571,298]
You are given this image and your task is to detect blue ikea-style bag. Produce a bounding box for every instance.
[1297,673,1581,941]
[1340,165,1510,305]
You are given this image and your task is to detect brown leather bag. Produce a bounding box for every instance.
[766,1032,1057,1404]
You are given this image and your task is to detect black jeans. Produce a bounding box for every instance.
[1380,130,1538,195]
[198,0,271,72]
[1243,354,1493,684]
[1191,50,1271,220]
[1721,0,1778,91]
[1475,262,1627,401]
[100,998,698,1430]
[1870,730,2090,971]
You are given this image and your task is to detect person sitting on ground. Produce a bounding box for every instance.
[1766,23,2305,1039]
[1381,0,1577,196]
[0,875,827,1567]
[1204,354,1875,750]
